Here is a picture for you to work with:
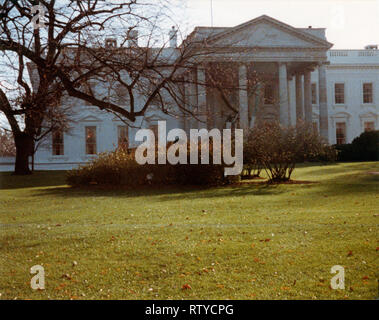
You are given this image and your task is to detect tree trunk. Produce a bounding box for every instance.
[14,133,33,175]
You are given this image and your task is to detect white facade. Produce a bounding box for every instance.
[29,16,378,170]
[317,50,378,144]
[284,50,379,145]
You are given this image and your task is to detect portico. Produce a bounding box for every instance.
[183,15,333,140]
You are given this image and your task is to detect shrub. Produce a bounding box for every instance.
[240,164,262,180]
[244,121,333,182]
[335,130,378,162]
[242,145,262,179]
[67,143,239,187]
[334,144,353,162]
[311,144,337,163]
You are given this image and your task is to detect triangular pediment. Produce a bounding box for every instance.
[79,115,102,122]
[332,111,352,119]
[208,15,333,49]
[359,111,378,119]
[144,114,167,123]
[112,115,131,123]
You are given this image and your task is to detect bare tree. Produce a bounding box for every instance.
[0,1,166,173]
[0,0,260,174]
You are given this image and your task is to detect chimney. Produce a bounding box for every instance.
[364,44,378,50]
[105,38,117,48]
[128,29,139,47]
[169,26,177,48]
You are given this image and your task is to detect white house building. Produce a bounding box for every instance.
[10,15,378,171]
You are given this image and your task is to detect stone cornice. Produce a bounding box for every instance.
[327,64,379,69]
[194,46,330,52]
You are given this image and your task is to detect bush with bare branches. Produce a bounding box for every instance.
[67,141,240,187]
[244,121,333,182]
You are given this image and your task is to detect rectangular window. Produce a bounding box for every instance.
[117,125,129,148]
[52,130,64,156]
[85,126,97,155]
[311,83,317,104]
[264,84,274,105]
[363,83,373,104]
[364,121,375,132]
[336,122,346,145]
[335,83,345,104]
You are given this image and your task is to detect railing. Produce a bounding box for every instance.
[330,51,349,57]
[330,50,379,57]
[358,51,378,56]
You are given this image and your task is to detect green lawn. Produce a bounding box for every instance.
[0,162,378,300]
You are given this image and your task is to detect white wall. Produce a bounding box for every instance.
[33,104,181,168]
[310,65,378,144]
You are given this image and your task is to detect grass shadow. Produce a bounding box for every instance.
[30,181,286,202]
[0,171,67,190]
[3,162,378,202]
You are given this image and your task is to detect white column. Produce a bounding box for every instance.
[287,77,293,125]
[239,64,249,129]
[295,73,304,125]
[251,82,262,128]
[180,108,186,132]
[304,70,312,124]
[188,70,198,131]
[318,63,329,140]
[197,66,207,129]
[183,81,190,134]
[208,87,216,129]
[278,63,289,126]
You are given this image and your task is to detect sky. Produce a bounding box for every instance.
[184,0,379,49]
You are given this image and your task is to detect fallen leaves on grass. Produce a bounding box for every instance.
[55,283,67,290]
[181,284,191,290]
[253,257,266,264]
